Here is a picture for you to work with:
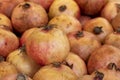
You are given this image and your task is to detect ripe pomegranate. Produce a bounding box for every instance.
[101,1,120,22]
[6,46,41,77]
[25,0,54,10]
[87,44,120,74]
[67,31,101,62]
[79,15,91,28]
[63,52,87,77]
[83,17,113,42]
[48,14,82,35]
[26,25,70,65]
[0,13,12,31]
[79,63,120,80]
[104,29,120,49]
[11,1,48,33]
[0,56,18,78]
[48,0,80,19]
[33,62,78,80]
[20,28,39,46]
[0,29,19,57]
[0,0,24,17]
[1,73,32,80]
[75,0,108,16]
[111,13,120,31]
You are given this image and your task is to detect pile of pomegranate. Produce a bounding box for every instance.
[0,0,120,80]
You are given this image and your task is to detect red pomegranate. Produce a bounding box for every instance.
[48,14,82,35]
[0,0,24,17]
[87,45,120,74]
[0,29,19,57]
[68,31,101,62]
[75,0,108,16]
[26,25,70,65]
[11,1,48,33]
[48,0,80,19]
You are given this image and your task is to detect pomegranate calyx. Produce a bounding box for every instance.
[94,71,104,80]
[93,26,103,35]
[20,45,26,53]
[59,5,67,12]
[16,73,26,80]
[0,56,5,62]
[42,24,55,31]
[52,62,61,68]
[116,3,120,13]
[22,3,31,9]
[75,31,84,38]
[116,27,120,33]
[107,63,117,70]
[63,61,73,69]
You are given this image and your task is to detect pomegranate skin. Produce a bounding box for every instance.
[0,0,24,17]
[87,45,120,74]
[0,29,19,57]
[11,1,48,33]
[26,26,70,65]
[48,0,80,19]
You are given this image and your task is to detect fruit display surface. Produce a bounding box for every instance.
[0,0,120,80]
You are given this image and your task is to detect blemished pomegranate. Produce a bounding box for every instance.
[48,0,80,19]
[101,1,120,22]
[6,46,41,77]
[0,0,24,18]
[33,62,78,80]
[63,52,87,77]
[20,28,39,46]
[104,29,120,49]
[26,25,70,65]
[83,17,113,43]
[48,14,82,35]
[87,44,120,74]
[67,31,101,62]
[0,56,18,78]
[79,63,120,80]
[111,13,120,31]
[0,13,12,31]
[0,73,32,80]
[75,0,108,16]
[11,1,48,33]
[25,0,54,10]
[0,29,19,57]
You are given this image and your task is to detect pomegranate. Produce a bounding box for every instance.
[75,0,108,16]
[68,31,101,62]
[0,0,24,17]
[26,25,70,65]
[0,13,12,31]
[63,52,87,77]
[104,29,120,49]
[83,17,113,42]
[1,73,32,80]
[48,0,80,19]
[101,1,120,22]
[79,63,120,80]
[11,1,48,33]
[33,62,78,80]
[78,15,91,28]
[87,44,120,74]
[25,0,54,10]
[48,14,82,35]
[111,13,120,31]
[20,28,39,46]
[0,29,19,57]
[6,46,41,77]
[0,56,18,78]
